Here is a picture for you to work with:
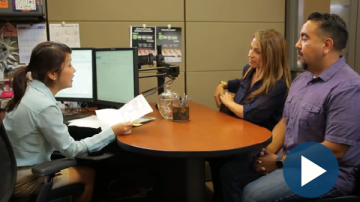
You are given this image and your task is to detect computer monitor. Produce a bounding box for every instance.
[95,48,139,108]
[55,48,96,102]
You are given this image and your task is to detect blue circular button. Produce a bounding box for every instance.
[283,142,339,198]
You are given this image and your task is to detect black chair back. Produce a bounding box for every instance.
[0,121,17,202]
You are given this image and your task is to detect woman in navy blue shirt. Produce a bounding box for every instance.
[210,29,292,202]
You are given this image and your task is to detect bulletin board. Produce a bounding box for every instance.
[0,0,47,81]
[0,0,46,19]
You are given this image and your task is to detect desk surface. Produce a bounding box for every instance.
[117,102,272,158]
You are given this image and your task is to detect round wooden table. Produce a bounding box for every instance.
[117,102,272,202]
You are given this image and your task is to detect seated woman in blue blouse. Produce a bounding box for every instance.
[4,41,132,202]
[210,29,292,202]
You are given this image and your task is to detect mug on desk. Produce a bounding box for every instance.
[172,106,190,122]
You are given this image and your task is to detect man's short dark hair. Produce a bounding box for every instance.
[307,12,348,51]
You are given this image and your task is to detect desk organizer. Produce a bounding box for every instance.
[172,106,190,122]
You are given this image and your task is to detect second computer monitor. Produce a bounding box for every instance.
[95,48,139,108]
[55,48,96,102]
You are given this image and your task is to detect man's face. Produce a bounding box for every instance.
[295,21,325,71]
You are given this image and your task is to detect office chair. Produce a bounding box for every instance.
[0,121,85,202]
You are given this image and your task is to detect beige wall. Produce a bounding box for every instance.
[47,0,286,109]
[303,0,330,22]
[185,0,285,109]
[298,0,330,29]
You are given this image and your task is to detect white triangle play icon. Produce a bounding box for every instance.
[301,156,326,187]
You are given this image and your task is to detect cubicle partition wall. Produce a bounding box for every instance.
[185,0,285,108]
[46,0,286,109]
[5,0,360,109]
[47,0,186,106]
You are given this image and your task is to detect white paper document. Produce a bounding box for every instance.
[68,115,101,129]
[49,23,80,48]
[17,24,47,63]
[15,0,36,10]
[95,94,153,130]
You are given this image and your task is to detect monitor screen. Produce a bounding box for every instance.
[55,48,95,102]
[95,48,139,107]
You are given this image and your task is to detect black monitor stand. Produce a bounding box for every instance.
[138,45,180,109]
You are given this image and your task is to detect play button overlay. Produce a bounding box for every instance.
[301,156,326,186]
[283,142,339,198]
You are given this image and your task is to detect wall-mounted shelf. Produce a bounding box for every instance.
[0,0,47,22]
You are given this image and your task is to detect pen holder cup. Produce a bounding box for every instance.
[172,106,190,122]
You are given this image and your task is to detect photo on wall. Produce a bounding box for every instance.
[156,26,182,63]
[130,26,156,57]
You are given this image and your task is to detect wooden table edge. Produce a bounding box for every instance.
[116,136,272,158]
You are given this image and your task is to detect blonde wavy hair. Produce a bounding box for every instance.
[245,29,291,103]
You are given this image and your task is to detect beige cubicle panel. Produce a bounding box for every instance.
[185,22,285,72]
[186,71,242,110]
[47,0,288,108]
[139,71,185,103]
[47,0,186,103]
[47,0,184,22]
[185,0,286,109]
[46,21,185,69]
[185,0,285,22]
[299,0,330,27]
[47,21,186,103]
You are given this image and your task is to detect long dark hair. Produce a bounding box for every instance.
[245,29,291,103]
[6,41,72,112]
